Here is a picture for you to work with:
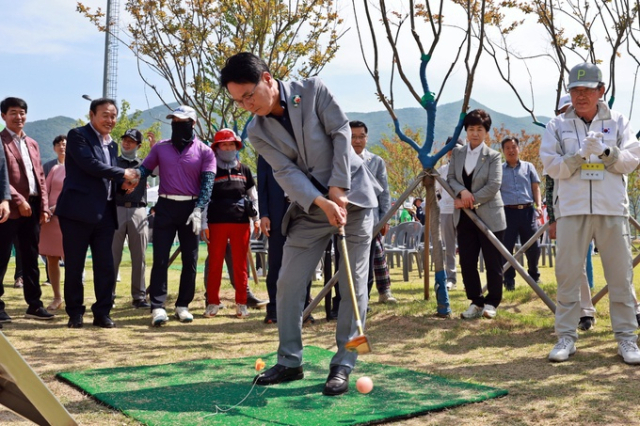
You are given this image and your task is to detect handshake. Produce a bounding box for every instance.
[122,168,141,193]
[578,131,606,159]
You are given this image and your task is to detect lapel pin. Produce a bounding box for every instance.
[291,95,301,107]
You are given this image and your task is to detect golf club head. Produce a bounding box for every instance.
[345,335,372,354]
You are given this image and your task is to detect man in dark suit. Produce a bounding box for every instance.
[55,98,139,328]
[0,97,54,323]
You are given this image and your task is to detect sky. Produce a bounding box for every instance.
[1,1,638,129]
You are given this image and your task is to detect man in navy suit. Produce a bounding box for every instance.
[55,98,139,328]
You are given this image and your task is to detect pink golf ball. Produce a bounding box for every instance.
[356,376,374,394]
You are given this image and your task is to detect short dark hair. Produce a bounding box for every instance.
[501,137,519,149]
[349,120,368,134]
[220,52,270,88]
[89,98,118,115]
[1,97,28,114]
[52,135,66,146]
[463,109,491,132]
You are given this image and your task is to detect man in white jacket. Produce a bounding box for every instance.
[541,63,640,364]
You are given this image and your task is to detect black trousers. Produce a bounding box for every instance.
[0,197,43,311]
[148,198,198,310]
[457,212,504,308]
[60,202,116,318]
[502,207,540,284]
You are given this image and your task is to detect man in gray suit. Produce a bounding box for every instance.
[349,120,395,303]
[221,52,380,396]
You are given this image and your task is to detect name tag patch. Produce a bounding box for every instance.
[581,163,604,180]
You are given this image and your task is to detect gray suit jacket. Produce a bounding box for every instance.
[248,77,380,220]
[447,143,506,232]
[361,148,390,223]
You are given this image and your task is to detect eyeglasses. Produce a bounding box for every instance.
[228,82,259,108]
[351,135,367,141]
[569,87,599,97]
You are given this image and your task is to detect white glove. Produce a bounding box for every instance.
[584,131,605,156]
[578,144,592,159]
[186,207,202,235]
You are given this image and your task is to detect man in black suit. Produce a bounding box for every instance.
[55,98,139,328]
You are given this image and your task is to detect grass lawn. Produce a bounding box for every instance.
[1,245,640,425]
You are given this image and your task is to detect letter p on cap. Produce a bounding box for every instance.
[577,70,586,80]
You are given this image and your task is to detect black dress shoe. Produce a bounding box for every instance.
[253,364,303,385]
[246,293,269,309]
[323,365,350,396]
[68,315,83,328]
[93,316,116,328]
[0,310,12,323]
[326,310,338,321]
[263,315,277,324]
[132,299,151,309]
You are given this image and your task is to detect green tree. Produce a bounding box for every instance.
[77,0,344,144]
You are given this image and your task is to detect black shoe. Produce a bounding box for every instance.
[327,310,339,321]
[246,293,269,309]
[25,306,55,320]
[0,311,12,323]
[132,299,150,309]
[504,282,515,291]
[578,316,596,331]
[263,315,277,324]
[323,365,350,396]
[304,314,315,325]
[253,364,304,385]
[93,316,116,328]
[67,315,83,328]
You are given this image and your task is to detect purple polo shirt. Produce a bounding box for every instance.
[142,138,216,196]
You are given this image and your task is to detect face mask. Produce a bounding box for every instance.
[171,121,194,147]
[121,146,138,160]
[216,148,238,163]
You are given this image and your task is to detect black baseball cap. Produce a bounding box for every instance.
[122,129,143,145]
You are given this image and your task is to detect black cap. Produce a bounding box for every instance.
[122,129,143,145]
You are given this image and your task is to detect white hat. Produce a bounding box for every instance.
[166,105,197,121]
[556,94,571,111]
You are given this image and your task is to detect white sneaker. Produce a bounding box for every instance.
[236,304,249,319]
[548,337,576,362]
[256,267,264,277]
[378,291,398,304]
[482,304,497,319]
[618,340,640,364]
[446,281,456,290]
[175,306,194,323]
[460,304,483,319]
[151,308,169,327]
[203,304,220,318]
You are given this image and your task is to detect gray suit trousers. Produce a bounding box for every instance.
[277,204,373,370]
[440,213,457,284]
[112,206,148,301]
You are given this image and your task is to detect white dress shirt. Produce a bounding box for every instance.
[464,141,485,175]
[8,129,38,195]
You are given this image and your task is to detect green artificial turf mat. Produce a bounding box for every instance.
[57,345,507,425]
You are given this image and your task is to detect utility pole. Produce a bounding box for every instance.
[102,0,120,100]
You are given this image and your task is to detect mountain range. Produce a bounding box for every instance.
[24,99,550,163]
